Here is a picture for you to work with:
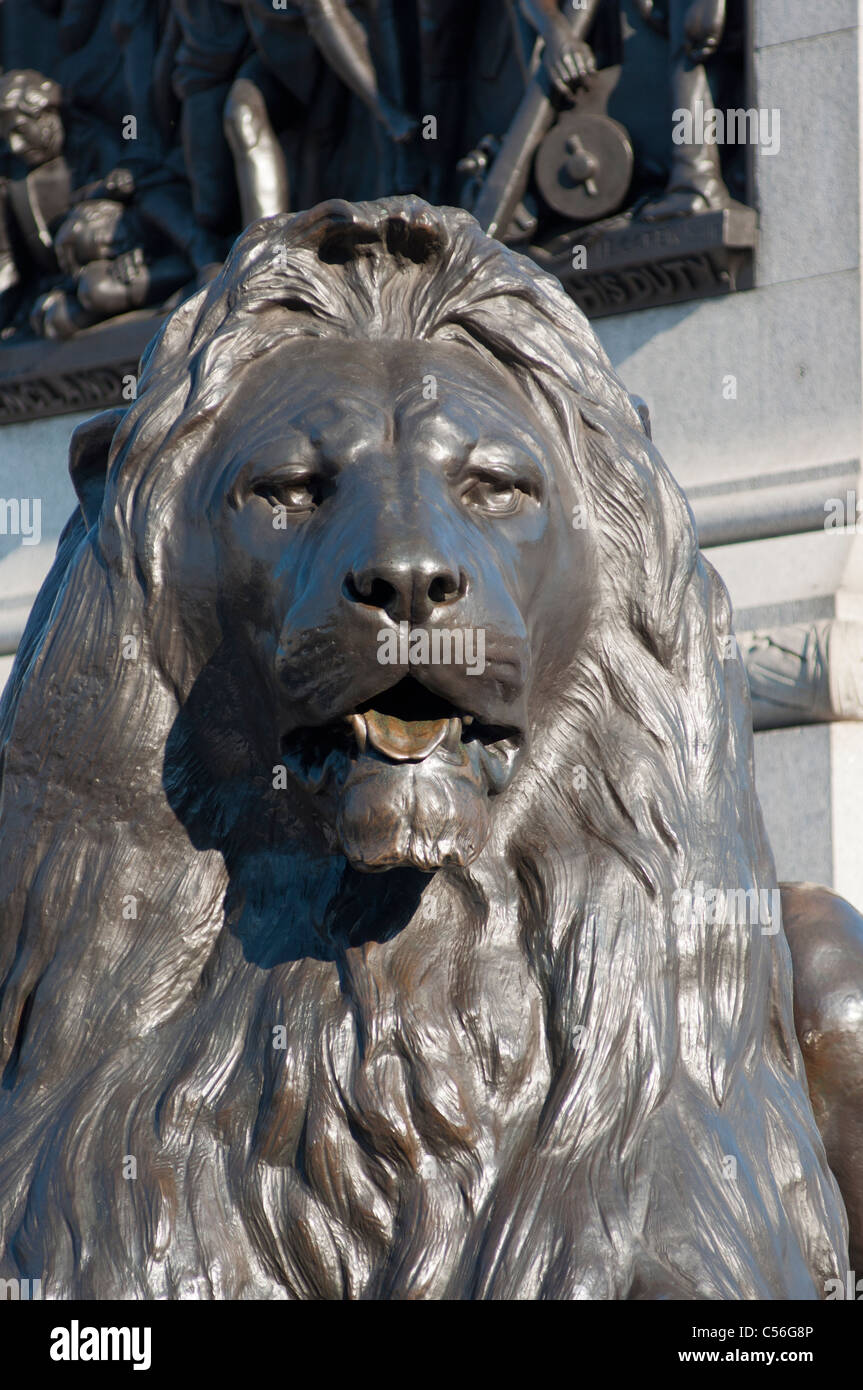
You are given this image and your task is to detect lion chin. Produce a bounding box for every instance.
[277,675,524,871]
[282,703,517,871]
[335,752,492,871]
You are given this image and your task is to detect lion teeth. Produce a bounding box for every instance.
[443,716,462,752]
[345,712,367,752]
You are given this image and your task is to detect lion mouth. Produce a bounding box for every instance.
[347,680,483,762]
[281,677,521,782]
[346,706,460,761]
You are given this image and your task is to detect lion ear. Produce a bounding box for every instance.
[68,407,126,529]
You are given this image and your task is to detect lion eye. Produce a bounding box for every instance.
[462,476,523,515]
[252,477,320,512]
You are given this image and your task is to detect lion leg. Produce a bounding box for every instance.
[782,881,863,1269]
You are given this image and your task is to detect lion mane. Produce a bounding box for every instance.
[0,197,847,1299]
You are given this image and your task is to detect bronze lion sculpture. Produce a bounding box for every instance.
[0,196,860,1299]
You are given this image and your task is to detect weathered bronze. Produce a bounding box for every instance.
[0,198,859,1299]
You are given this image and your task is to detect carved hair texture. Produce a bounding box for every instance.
[0,198,847,1298]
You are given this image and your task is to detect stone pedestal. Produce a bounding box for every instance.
[592,0,863,908]
[755,722,863,912]
[597,5,862,509]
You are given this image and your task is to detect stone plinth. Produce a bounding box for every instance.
[592,1,863,904]
[755,721,863,913]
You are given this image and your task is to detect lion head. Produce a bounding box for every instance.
[0,198,847,1299]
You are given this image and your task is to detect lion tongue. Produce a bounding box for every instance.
[351,710,456,762]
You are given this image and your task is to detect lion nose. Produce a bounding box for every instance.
[344,558,466,623]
